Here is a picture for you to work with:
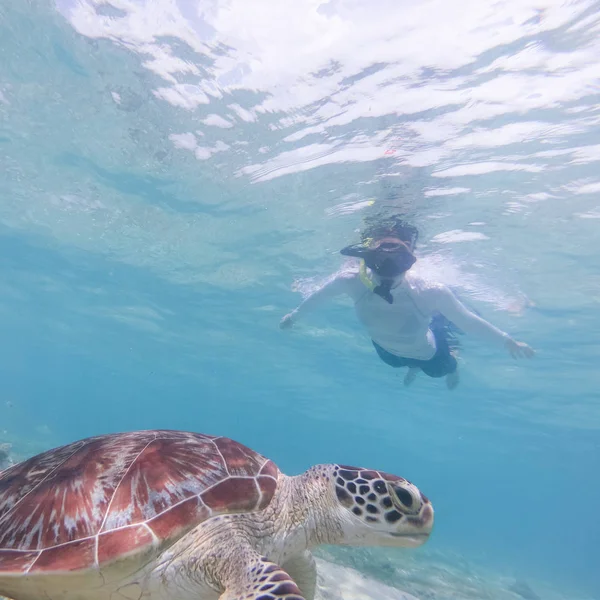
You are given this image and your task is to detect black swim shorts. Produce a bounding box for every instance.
[372,314,458,378]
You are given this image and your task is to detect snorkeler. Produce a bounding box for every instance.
[280,215,534,389]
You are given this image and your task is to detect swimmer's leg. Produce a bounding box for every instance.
[445,350,460,390]
[420,346,459,389]
[371,341,422,387]
[404,367,420,386]
[445,368,459,390]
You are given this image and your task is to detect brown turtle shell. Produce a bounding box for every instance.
[0,430,279,575]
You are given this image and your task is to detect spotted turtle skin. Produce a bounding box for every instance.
[0,430,279,575]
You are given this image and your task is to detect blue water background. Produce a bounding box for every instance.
[1,0,599,597]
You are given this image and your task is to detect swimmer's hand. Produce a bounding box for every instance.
[505,338,535,359]
[279,313,295,330]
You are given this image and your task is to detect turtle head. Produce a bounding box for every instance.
[325,464,434,547]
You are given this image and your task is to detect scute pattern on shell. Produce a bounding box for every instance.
[0,430,279,575]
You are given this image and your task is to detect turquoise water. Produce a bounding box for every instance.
[1,0,599,598]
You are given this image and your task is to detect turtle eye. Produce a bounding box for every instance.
[390,484,414,510]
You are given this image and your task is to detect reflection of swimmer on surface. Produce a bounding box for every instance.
[280,214,534,389]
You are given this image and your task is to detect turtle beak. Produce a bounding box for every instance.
[389,502,434,546]
[387,532,430,547]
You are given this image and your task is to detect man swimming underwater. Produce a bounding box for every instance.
[280,215,534,389]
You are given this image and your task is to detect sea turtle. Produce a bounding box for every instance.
[0,429,434,600]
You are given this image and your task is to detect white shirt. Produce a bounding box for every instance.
[289,269,509,360]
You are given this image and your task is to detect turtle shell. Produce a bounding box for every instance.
[0,430,279,575]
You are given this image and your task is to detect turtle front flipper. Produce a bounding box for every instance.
[282,550,317,600]
[219,556,305,600]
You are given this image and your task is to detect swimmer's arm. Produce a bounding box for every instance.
[280,275,355,328]
[430,287,535,358]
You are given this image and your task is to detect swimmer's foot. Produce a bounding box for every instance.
[404,367,420,386]
[446,369,459,390]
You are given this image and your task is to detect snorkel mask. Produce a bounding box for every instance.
[340,237,417,303]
